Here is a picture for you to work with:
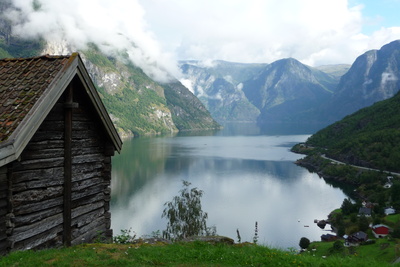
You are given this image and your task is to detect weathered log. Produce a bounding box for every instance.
[12,157,64,172]
[72,154,105,164]
[12,186,63,206]
[11,225,63,251]
[72,207,105,228]
[14,206,63,227]
[72,177,103,192]
[71,192,104,209]
[12,167,63,184]
[71,222,105,246]
[20,148,64,161]
[11,213,63,242]
[13,197,63,215]
[71,201,104,219]
[71,216,104,241]
[71,184,105,201]
[24,140,64,150]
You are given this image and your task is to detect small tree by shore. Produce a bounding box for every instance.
[162,181,216,240]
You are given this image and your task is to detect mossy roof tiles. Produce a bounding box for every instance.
[0,53,122,167]
[0,55,70,142]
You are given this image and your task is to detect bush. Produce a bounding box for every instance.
[299,237,310,249]
[162,181,216,240]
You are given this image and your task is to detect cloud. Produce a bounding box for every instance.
[139,0,400,66]
[7,0,180,82]
[6,0,400,82]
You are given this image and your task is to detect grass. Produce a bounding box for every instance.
[0,241,398,267]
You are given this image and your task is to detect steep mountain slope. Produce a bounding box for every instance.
[0,33,220,137]
[320,40,400,123]
[242,58,338,124]
[179,60,266,122]
[305,91,400,172]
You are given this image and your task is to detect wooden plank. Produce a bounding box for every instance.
[71,184,105,201]
[72,138,102,148]
[72,177,103,192]
[12,158,64,172]
[11,225,63,251]
[24,140,64,150]
[71,207,104,228]
[72,154,105,164]
[71,192,104,209]
[29,131,64,142]
[11,213,63,242]
[72,147,103,156]
[12,167,63,184]
[72,168,103,182]
[71,201,104,219]
[71,220,105,246]
[20,149,64,161]
[14,206,63,227]
[71,216,104,241]
[13,197,63,216]
[12,186,63,206]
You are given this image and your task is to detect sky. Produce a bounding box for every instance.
[6,0,400,81]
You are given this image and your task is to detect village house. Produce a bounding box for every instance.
[346,231,368,245]
[358,207,372,217]
[371,224,391,238]
[0,53,122,254]
[384,206,396,215]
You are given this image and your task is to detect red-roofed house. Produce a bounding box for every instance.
[0,53,122,254]
[372,224,391,238]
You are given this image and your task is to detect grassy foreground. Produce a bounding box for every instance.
[0,241,397,267]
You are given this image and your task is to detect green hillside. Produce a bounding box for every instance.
[304,91,400,173]
[0,38,220,137]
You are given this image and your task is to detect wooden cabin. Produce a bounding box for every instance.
[0,53,122,254]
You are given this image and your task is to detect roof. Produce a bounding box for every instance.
[0,53,122,167]
[372,224,390,230]
[358,207,372,215]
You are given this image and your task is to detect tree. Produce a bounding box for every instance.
[358,215,369,232]
[162,181,215,240]
[341,198,356,215]
[299,237,310,250]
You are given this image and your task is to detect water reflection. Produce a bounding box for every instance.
[111,125,347,249]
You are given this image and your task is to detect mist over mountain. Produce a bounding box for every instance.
[0,4,220,137]
[179,60,266,122]
[180,58,340,128]
[180,40,400,132]
[319,40,400,122]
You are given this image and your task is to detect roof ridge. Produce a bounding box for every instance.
[0,53,78,62]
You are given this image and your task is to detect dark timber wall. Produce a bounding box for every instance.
[1,78,113,253]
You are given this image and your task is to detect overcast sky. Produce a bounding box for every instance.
[138,0,400,66]
[8,0,400,81]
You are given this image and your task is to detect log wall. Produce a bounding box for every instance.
[0,166,8,255]
[1,83,114,253]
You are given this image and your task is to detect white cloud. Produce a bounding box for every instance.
[6,0,400,81]
[139,0,400,66]
[7,0,180,82]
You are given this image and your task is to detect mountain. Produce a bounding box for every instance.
[319,40,400,123]
[179,60,266,122]
[179,59,339,126]
[242,58,338,124]
[304,90,400,172]
[0,30,220,137]
[180,41,400,132]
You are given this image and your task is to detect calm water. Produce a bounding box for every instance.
[110,123,347,249]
